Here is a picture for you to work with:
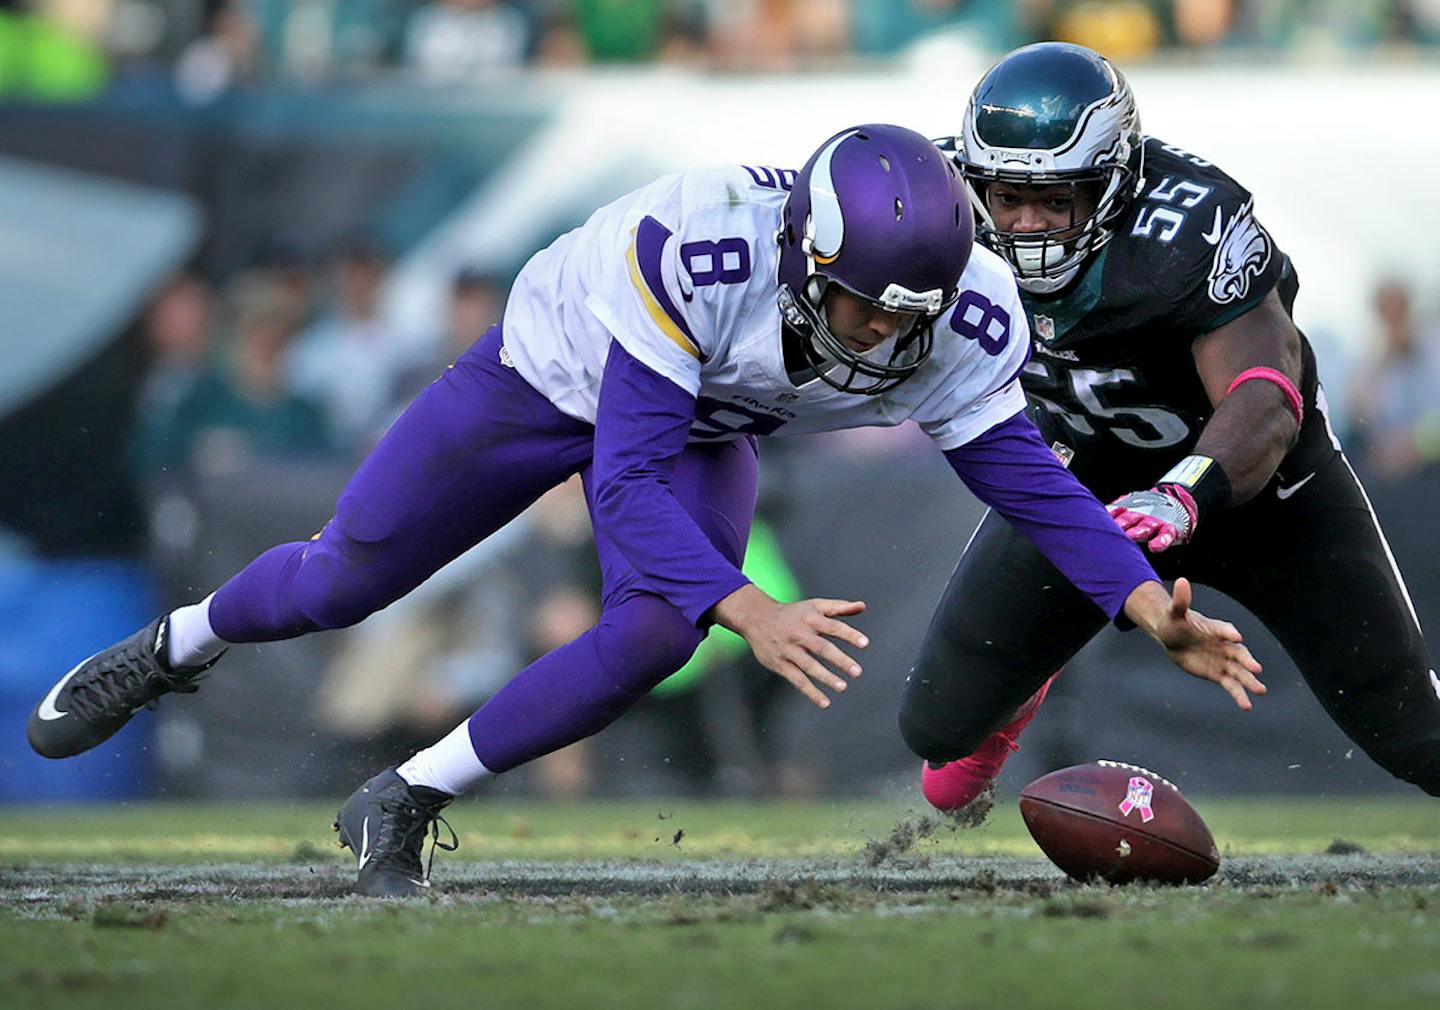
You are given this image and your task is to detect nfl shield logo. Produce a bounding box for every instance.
[1033,314,1056,343]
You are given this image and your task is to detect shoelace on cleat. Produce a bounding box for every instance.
[67,644,203,724]
[371,796,460,883]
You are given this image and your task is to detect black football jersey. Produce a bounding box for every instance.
[1016,138,1331,501]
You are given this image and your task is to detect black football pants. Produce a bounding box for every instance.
[899,450,1440,796]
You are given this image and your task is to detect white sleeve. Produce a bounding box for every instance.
[585,210,711,396]
[922,375,1029,451]
[917,276,1034,451]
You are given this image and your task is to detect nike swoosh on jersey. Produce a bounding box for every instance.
[1202,207,1223,246]
[1275,472,1315,500]
[37,654,97,721]
[357,816,372,870]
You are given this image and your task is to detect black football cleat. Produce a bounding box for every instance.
[27,617,222,759]
[334,768,459,897]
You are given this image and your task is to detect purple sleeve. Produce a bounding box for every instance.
[592,341,750,625]
[943,410,1156,624]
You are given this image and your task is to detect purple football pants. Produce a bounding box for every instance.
[209,324,758,771]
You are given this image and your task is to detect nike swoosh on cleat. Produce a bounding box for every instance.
[357,816,372,870]
[1275,472,1315,500]
[37,654,97,721]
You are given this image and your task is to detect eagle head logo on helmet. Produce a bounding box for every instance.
[949,42,1145,296]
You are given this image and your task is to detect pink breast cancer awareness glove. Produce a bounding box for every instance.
[1107,483,1199,553]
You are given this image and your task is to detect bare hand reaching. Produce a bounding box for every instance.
[1124,578,1267,709]
[711,584,868,708]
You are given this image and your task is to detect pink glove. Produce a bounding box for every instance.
[1107,484,1199,553]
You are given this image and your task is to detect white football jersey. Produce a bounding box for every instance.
[503,164,1030,451]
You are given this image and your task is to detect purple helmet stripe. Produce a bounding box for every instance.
[629,215,700,358]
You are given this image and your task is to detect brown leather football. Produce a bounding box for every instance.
[1019,760,1220,884]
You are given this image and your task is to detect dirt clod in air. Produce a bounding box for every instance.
[1325,839,1367,855]
[863,815,940,867]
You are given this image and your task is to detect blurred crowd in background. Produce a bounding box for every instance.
[129,242,1440,498]
[4,0,1440,102]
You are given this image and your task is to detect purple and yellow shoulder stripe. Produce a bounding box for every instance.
[627,215,702,361]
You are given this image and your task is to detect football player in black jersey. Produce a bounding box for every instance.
[904,41,1440,811]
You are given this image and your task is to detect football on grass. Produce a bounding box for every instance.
[1019,760,1220,885]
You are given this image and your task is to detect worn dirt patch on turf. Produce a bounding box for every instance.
[3,854,1438,913]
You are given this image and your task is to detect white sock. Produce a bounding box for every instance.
[165,594,227,668]
[397,719,492,796]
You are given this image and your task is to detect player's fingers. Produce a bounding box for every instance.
[813,615,869,652]
[775,659,831,709]
[1230,654,1266,689]
[813,598,866,617]
[1195,614,1244,642]
[790,649,849,695]
[1148,531,1173,552]
[1170,576,1193,616]
[1134,518,1169,542]
[1240,673,1268,695]
[1230,642,1263,676]
[1112,511,1143,532]
[808,637,862,679]
[1221,676,1253,711]
[1213,650,1268,704]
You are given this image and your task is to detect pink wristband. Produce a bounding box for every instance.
[1225,367,1303,427]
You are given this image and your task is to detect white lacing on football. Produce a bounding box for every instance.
[1096,759,1180,792]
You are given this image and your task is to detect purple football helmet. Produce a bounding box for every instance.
[777,123,974,394]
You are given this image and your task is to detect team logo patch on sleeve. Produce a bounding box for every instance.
[1207,198,1273,305]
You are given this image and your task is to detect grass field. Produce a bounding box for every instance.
[3,795,1439,1010]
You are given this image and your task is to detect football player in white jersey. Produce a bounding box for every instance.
[29,124,1262,896]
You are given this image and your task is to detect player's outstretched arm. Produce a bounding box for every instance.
[1109,289,1304,553]
[710,584,867,709]
[1123,578,1266,710]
